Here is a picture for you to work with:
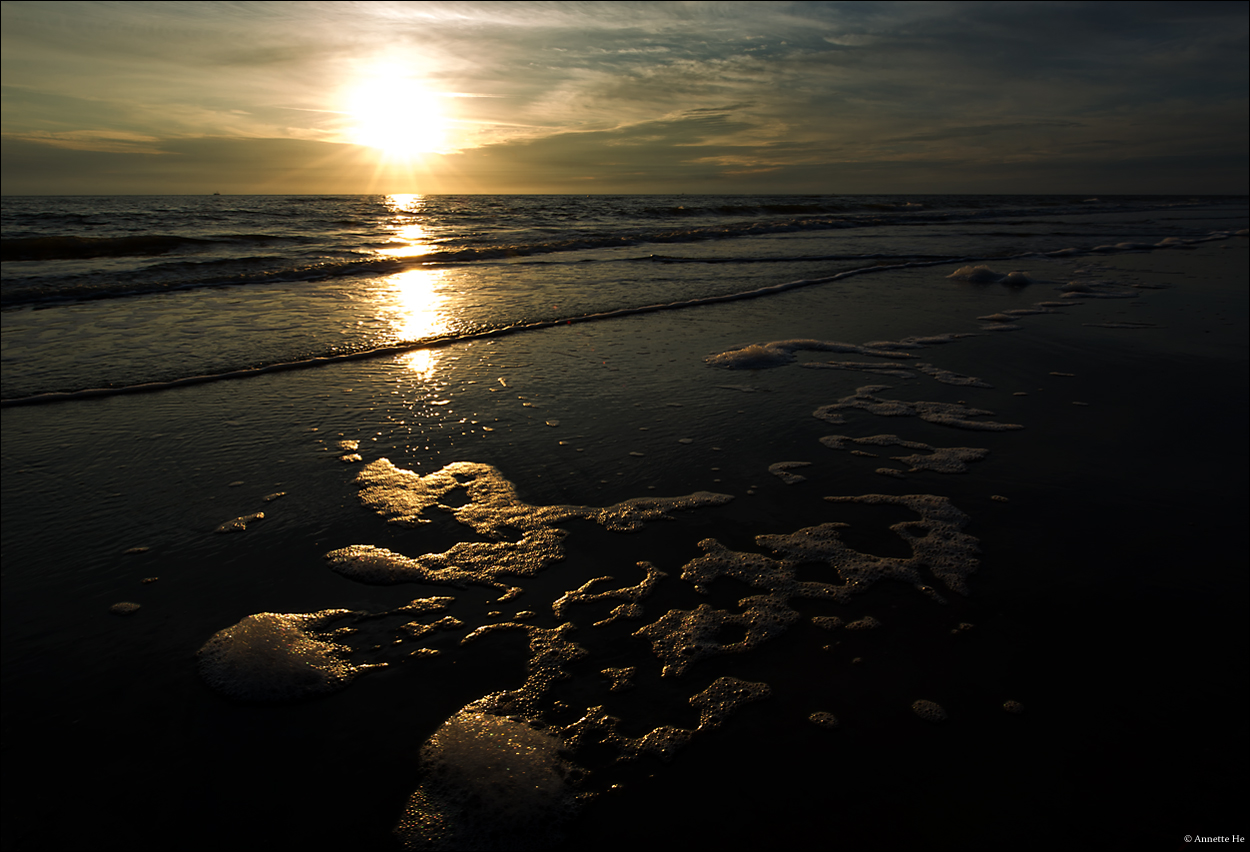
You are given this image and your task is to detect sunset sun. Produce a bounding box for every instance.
[346,73,449,159]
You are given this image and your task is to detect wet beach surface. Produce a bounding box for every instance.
[3,234,1246,851]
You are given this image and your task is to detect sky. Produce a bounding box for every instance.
[2,0,1247,194]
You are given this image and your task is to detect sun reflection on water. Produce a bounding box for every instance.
[378,195,434,258]
[385,266,450,348]
[399,347,438,378]
[385,194,422,213]
[378,223,434,258]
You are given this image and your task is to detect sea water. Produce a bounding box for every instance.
[2,195,1246,850]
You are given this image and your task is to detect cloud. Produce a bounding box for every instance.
[2,1,1245,193]
[2,129,164,154]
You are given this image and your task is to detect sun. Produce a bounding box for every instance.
[346,71,449,159]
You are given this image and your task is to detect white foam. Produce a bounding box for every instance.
[601,667,636,692]
[946,265,1034,285]
[890,446,989,474]
[820,432,985,472]
[197,610,381,702]
[336,460,729,597]
[689,677,771,729]
[813,386,1023,431]
[705,338,918,371]
[914,364,992,388]
[768,461,812,484]
[552,562,666,626]
[651,493,979,668]
[214,512,263,533]
[394,710,579,851]
[633,594,799,677]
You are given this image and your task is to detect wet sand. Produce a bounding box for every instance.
[2,236,1246,850]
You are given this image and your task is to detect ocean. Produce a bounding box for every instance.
[2,194,1246,850]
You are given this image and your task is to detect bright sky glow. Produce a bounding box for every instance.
[2,1,1246,194]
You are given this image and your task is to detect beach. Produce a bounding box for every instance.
[2,196,1246,850]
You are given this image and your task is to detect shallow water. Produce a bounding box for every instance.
[2,198,1247,851]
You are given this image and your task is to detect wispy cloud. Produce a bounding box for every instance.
[3,1,1245,193]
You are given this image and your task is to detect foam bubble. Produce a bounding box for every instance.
[914,364,992,388]
[911,699,947,722]
[891,446,989,474]
[946,266,1033,285]
[354,458,730,537]
[197,610,381,702]
[335,460,729,597]
[602,667,636,692]
[768,461,812,484]
[705,343,799,369]
[633,594,799,677]
[552,562,666,627]
[814,386,1023,431]
[394,710,580,851]
[808,711,840,728]
[842,433,928,450]
[689,677,771,730]
[325,543,515,590]
[706,338,919,371]
[663,493,978,649]
[214,512,263,533]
